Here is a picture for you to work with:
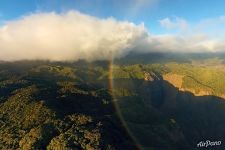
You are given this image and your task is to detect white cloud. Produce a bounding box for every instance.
[193,16,225,38]
[155,16,225,52]
[0,11,225,62]
[159,17,188,30]
[0,11,146,61]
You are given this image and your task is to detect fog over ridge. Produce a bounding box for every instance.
[0,11,224,61]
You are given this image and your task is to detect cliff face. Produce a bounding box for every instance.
[113,72,225,150]
[144,72,160,81]
[163,73,183,88]
[163,73,214,97]
[1,61,225,150]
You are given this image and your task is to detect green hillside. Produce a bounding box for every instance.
[0,61,134,149]
[1,56,225,149]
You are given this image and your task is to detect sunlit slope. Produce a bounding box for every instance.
[112,62,225,149]
[112,62,225,98]
[164,63,225,98]
[1,59,225,149]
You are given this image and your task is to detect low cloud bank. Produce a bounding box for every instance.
[0,11,224,61]
[0,11,147,61]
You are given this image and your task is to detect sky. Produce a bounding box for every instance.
[0,0,225,61]
[1,0,225,33]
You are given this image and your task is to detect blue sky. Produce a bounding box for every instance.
[1,0,225,34]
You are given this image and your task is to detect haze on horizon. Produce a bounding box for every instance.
[0,0,225,61]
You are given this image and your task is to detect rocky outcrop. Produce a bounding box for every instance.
[163,73,183,88]
[144,71,160,81]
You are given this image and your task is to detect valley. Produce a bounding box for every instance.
[1,54,225,149]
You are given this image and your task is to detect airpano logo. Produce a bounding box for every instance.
[197,140,221,148]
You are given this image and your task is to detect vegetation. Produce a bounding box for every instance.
[1,54,225,149]
[0,61,134,149]
[166,63,225,96]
